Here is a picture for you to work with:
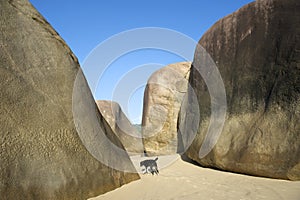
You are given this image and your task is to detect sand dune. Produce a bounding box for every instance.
[89,155,300,200]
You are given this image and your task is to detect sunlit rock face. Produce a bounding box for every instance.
[96,100,144,155]
[181,0,300,180]
[0,0,139,199]
[142,62,191,155]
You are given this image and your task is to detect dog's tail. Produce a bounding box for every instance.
[154,157,158,161]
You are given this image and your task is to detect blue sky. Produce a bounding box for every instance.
[29,0,253,124]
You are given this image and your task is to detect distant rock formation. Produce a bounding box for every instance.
[96,100,144,154]
[181,0,300,180]
[142,62,191,155]
[0,0,139,199]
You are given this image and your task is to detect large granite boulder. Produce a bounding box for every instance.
[142,62,191,155]
[0,0,139,199]
[96,100,144,154]
[182,0,300,180]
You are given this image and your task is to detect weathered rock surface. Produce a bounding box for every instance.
[182,0,300,180]
[142,62,191,155]
[0,0,139,199]
[96,100,144,154]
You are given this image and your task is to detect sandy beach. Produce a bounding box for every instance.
[89,155,300,200]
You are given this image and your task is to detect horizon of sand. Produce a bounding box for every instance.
[89,155,300,200]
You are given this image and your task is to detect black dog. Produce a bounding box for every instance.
[140,157,159,175]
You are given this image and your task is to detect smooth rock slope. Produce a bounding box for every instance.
[142,62,191,155]
[181,0,300,180]
[96,100,144,154]
[0,0,139,199]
